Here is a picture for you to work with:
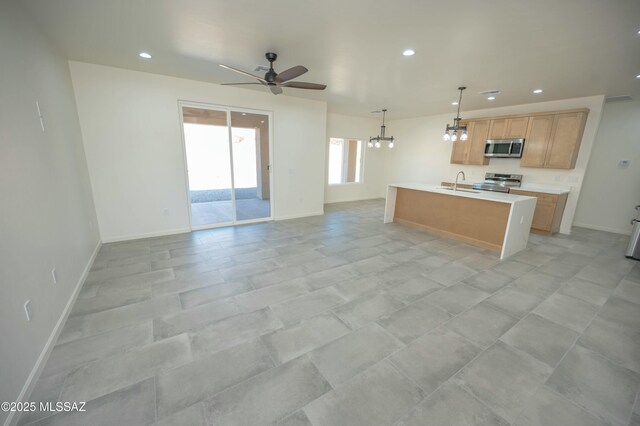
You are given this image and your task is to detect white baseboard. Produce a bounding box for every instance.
[275,210,325,221]
[101,227,191,243]
[572,221,632,236]
[4,240,102,426]
[324,196,384,204]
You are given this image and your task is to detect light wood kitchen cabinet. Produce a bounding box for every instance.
[521,110,588,169]
[488,117,529,139]
[510,189,568,234]
[544,111,588,169]
[450,120,490,165]
[520,115,555,167]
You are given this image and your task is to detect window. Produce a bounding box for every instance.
[328,138,363,184]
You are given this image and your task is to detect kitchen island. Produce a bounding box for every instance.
[384,183,537,259]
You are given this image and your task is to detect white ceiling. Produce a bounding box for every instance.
[22,0,640,119]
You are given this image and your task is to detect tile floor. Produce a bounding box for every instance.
[19,199,640,426]
[191,199,271,226]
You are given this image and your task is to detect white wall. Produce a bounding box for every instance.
[383,95,605,234]
[0,3,99,424]
[574,100,640,235]
[68,62,327,241]
[324,113,387,203]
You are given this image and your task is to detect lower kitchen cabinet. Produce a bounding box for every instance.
[510,189,568,234]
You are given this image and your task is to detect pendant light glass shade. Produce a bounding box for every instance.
[370,109,395,149]
[443,87,468,142]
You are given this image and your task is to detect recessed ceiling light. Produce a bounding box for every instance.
[533,89,543,94]
[402,49,415,56]
[139,52,152,59]
[242,112,247,115]
[487,96,496,100]
[636,74,640,79]
[451,102,459,106]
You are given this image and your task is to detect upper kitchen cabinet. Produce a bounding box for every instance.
[488,117,529,139]
[521,109,588,169]
[450,120,490,165]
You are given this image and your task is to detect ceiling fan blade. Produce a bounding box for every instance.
[281,81,327,90]
[270,85,283,95]
[221,82,264,86]
[219,64,267,83]
[275,65,308,83]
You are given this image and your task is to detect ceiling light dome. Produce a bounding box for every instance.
[139,52,152,59]
[403,49,415,56]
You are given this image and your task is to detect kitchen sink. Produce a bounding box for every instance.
[438,186,481,194]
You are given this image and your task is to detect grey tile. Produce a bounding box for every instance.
[156,339,274,418]
[57,295,181,344]
[299,265,359,290]
[500,314,579,367]
[250,265,309,288]
[556,252,595,267]
[204,357,331,425]
[577,264,625,288]
[189,308,283,357]
[61,333,192,402]
[304,360,424,426]
[31,379,155,426]
[272,287,347,326]
[427,263,477,286]
[547,345,640,425]
[579,297,640,373]
[491,260,536,278]
[463,269,513,293]
[424,283,490,315]
[333,292,405,329]
[396,381,509,426]
[17,372,66,426]
[261,314,351,364]
[277,410,313,426]
[454,341,552,422]
[390,328,481,394]
[310,323,404,387]
[560,278,613,306]
[333,275,395,301]
[513,386,608,426]
[511,250,554,267]
[155,403,206,426]
[153,298,242,339]
[386,276,443,303]
[484,287,544,318]
[509,273,564,298]
[70,286,151,316]
[455,253,500,271]
[84,262,151,284]
[377,298,452,343]
[537,260,582,279]
[179,280,253,309]
[534,293,598,333]
[234,280,309,312]
[42,322,153,378]
[445,302,518,348]
[613,279,640,305]
[151,270,225,296]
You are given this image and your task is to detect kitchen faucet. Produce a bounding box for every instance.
[454,171,466,191]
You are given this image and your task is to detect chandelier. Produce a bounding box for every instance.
[368,109,394,149]
[443,87,468,142]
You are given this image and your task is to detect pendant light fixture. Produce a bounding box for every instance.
[443,87,469,142]
[368,109,395,149]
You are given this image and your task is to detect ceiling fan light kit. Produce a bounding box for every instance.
[220,52,326,95]
[443,86,469,142]
[369,109,395,149]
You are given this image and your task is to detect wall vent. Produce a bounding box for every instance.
[479,89,501,96]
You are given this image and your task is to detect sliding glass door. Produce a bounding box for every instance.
[180,103,272,229]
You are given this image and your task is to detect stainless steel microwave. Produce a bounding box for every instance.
[484,138,525,158]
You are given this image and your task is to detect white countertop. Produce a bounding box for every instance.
[389,183,537,205]
[441,180,571,195]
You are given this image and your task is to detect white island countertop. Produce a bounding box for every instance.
[388,183,537,204]
[441,180,571,195]
[385,183,537,259]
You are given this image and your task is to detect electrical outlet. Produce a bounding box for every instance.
[35,101,45,132]
[24,300,32,321]
[51,268,57,284]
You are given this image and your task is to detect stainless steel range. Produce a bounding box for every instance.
[472,173,522,193]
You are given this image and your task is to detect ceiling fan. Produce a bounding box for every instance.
[220,52,326,95]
